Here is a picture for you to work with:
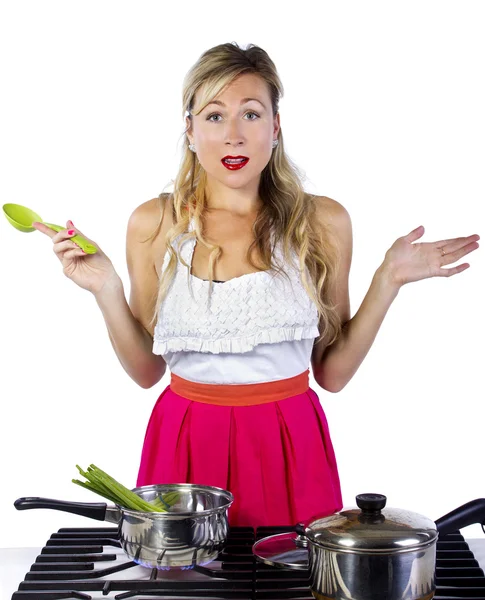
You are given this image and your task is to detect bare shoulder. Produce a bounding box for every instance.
[126,193,173,338]
[311,195,351,233]
[127,193,173,243]
[308,195,353,271]
[126,192,174,285]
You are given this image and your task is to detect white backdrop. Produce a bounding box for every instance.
[0,1,484,550]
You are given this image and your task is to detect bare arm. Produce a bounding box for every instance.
[94,197,168,389]
[311,197,479,393]
[311,197,399,393]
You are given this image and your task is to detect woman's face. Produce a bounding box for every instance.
[186,73,280,192]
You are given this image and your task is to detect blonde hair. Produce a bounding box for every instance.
[148,42,341,346]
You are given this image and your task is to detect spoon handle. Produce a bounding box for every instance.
[43,223,98,254]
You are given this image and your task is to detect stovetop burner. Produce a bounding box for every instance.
[10,525,485,599]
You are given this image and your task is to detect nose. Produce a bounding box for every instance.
[224,117,245,147]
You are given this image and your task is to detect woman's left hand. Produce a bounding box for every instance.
[382,226,480,287]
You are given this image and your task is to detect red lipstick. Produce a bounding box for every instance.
[221,155,249,170]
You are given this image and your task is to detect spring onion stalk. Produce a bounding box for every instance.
[152,491,181,510]
[72,464,179,513]
[72,479,120,505]
[82,466,153,512]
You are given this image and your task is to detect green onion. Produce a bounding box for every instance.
[151,491,180,510]
[72,464,179,513]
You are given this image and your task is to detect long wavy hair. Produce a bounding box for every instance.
[147,42,341,346]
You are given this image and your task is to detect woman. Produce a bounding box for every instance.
[32,42,479,527]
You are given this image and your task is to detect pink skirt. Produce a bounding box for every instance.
[136,370,342,528]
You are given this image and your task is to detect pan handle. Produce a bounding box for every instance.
[435,498,485,537]
[14,497,109,521]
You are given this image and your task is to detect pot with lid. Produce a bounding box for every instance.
[253,493,485,600]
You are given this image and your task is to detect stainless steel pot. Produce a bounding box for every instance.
[253,493,485,600]
[15,483,233,569]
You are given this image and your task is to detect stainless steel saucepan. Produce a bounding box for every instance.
[253,493,485,600]
[15,483,233,570]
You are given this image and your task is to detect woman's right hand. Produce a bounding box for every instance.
[32,219,120,296]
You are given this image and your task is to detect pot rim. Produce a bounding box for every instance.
[125,483,234,518]
[304,533,439,555]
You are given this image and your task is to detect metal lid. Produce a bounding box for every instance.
[305,494,438,554]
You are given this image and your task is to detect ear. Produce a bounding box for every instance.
[185,115,193,140]
[273,112,281,137]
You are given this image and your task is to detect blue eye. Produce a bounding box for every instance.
[206,111,259,122]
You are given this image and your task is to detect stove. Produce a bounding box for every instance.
[7,525,485,599]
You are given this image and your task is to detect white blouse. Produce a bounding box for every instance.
[152,218,320,384]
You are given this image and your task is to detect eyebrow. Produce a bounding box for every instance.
[205,97,266,109]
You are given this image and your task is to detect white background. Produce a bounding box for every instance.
[0,0,484,552]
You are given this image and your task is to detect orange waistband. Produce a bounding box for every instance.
[169,369,310,406]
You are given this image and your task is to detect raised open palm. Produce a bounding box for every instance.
[384,226,480,287]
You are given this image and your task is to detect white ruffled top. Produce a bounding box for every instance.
[152,218,320,384]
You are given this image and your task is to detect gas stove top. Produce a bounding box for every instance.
[6,525,485,599]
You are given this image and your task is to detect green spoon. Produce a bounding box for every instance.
[2,203,97,254]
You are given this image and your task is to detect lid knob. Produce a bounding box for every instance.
[356,493,387,514]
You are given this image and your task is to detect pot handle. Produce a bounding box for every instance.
[14,496,108,521]
[435,498,485,536]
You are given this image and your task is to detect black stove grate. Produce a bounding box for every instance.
[11,525,485,599]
